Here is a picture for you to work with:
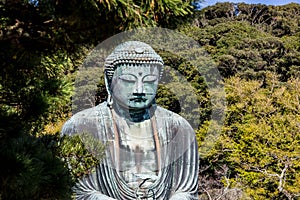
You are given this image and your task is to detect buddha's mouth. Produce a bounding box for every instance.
[132,93,146,96]
[129,97,147,102]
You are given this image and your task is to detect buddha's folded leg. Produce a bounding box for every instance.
[170,192,198,200]
[82,192,116,200]
[73,173,117,200]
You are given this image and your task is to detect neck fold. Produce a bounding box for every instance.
[112,102,155,122]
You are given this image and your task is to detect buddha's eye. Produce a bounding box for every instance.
[118,74,136,82]
[143,75,157,83]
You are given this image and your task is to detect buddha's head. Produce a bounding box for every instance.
[104,41,164,110]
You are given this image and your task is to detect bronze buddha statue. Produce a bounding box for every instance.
[62,41,199,199]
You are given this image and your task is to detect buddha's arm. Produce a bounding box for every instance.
[75,189,116,199]
[170,193,196,200]
[61,117,117,200]
[169,122,199,200]
[83,193,115,200]
[73,175,117,200]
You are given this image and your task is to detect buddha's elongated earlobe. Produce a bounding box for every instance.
[107,94,113,108]
[104,75,113,108]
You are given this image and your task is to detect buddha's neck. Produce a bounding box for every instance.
[112,102,153,122]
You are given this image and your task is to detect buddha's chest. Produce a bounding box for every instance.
[117,120,159,188]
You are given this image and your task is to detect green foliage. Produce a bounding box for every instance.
[203,74,300,199]
[180,3,300,80]
[0,131,74,200]
[72,67,103,113]
[195,2,300,37]
[47,0,194,45]
[59,133,105,179]
[2,0,300,199]
[156,56,211,128]
[0,0,75,131]
[184,3,300,198]
[0,0,195,198]
[0,49,74,133]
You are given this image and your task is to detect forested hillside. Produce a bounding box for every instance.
[0,1,299,199]
[181,3,300,199]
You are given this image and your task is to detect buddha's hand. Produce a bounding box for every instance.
[89,192,117,200]
[170,192,196,200]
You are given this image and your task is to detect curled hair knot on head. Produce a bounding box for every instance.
[104,41,164,91]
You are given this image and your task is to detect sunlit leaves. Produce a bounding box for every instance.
[222,74,300,199]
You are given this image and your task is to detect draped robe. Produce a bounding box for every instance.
[61,102,198,200]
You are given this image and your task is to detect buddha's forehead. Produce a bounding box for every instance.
[105,41,164,82]
[115,64,159,76]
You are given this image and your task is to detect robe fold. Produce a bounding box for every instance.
[61,102,198,200]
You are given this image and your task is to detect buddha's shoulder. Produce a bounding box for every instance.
[61,102,109,135]
[155,106,194,132]
[69,102,109,120]
[155,106,188,123]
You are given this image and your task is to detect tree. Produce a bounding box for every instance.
[196,73,300,199]
[180,4,300,80]
[216,73,299,199]
[0,0,196,198]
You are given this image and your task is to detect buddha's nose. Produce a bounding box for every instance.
[134,79,144,94]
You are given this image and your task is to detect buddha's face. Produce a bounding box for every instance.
[110,64,159,110]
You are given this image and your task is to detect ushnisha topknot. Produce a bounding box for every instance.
[104,41,164,85]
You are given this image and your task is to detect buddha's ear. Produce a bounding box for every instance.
[104,73,115,108]
[107,94,113,108]
[104,74,112,95]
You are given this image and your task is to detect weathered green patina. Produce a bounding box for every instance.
[62,41,199,199]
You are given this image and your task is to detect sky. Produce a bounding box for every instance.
[200,0,300,7]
